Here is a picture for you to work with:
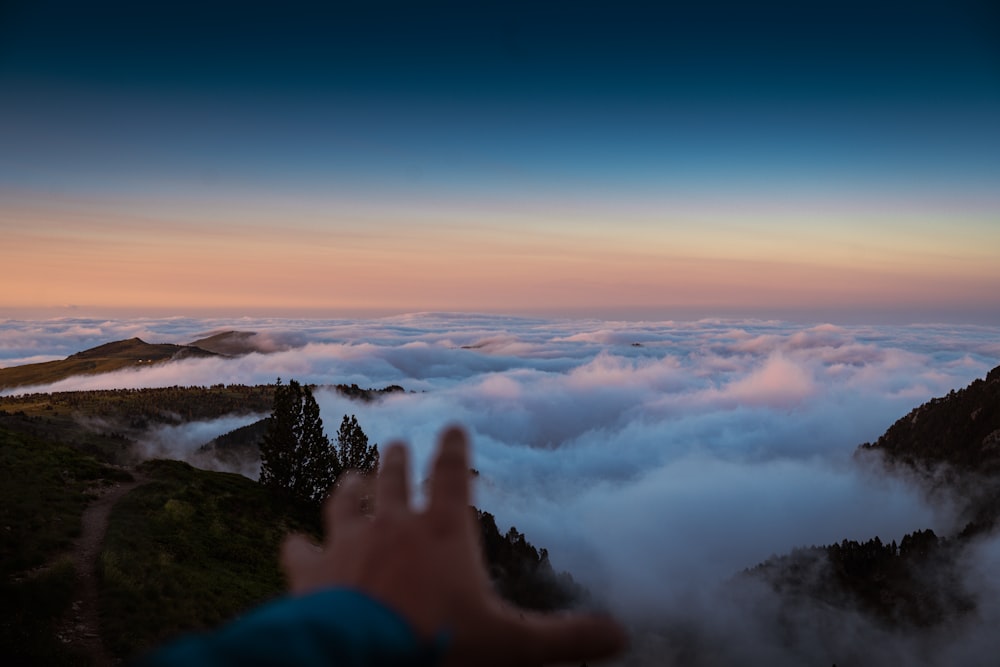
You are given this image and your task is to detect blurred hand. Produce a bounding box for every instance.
[281,425,627,667]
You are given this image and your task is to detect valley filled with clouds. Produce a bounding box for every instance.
[3,314,1000,664]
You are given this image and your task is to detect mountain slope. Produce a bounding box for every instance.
[0,338,218,391]
[188,331,263,356]
[745,364,1000,636]
[860,365,1000,473]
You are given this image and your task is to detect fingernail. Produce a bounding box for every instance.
[385,443,406,461]
[441,425,467,453]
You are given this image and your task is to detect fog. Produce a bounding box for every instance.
[130,414,266,479]
[3,314,999,664]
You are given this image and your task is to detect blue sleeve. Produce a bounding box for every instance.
[137,588,445,667]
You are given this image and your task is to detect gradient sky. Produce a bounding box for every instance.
[1,0,998,322]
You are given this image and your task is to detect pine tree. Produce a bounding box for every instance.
[335,414,380,474]
[259,379,341,506]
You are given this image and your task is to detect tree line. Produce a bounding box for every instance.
[258,379,379,507]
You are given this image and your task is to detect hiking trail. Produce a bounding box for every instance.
[56,473,150,666]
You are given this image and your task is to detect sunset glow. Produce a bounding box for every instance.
[2,1,998,323]
[4,190,997,321]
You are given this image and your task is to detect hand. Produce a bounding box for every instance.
[280,425,627,666]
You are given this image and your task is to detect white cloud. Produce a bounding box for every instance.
[2,314,999,664]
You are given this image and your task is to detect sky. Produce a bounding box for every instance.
[3,314,1000,663]
[1,0,998,322]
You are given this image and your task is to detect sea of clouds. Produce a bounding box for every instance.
[3,313,1000,664]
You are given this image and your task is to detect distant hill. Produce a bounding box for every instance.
[0,338,218,391]
[188,330,283,356]
[198,418,271,469]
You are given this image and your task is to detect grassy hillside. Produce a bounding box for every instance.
[2,385,583,664]
[101,460,587,661]
[0,385,274,424]
[0,384,401,464]
[0,424,132,666]
[0,338,218,391]
[99,459,317,660]
[0,385,274,463]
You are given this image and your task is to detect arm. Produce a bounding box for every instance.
[139,588,441,667]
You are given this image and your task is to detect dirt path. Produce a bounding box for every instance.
[56,473,150,666]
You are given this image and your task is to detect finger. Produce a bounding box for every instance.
[325,471,368,537]
[375,441,411,515]
[427,426,471,523]
[280,533,322,594]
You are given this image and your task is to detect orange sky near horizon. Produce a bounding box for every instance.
[3,192,998,322]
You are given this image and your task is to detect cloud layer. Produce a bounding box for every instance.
[3,314,999,663]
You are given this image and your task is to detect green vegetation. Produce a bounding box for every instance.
[0,385,275,426]
[0,385,274,463]
[0,424,131,665]
[0,426,130,574]
[0,378,400,439]
[99,459,318,660]
[97,458,583,662]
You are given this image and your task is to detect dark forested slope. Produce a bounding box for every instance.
[860,365,1000,473]
[747,364,1000,633]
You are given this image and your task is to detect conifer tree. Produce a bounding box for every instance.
[259,379,341,506]
[335,414,379,474]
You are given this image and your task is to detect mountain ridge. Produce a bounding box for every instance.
[1,337,225,390]
[859,364,1000,475]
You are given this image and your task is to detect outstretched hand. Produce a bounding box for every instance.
[280,426,627,666]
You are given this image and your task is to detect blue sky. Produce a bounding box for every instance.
[1,0,998,321]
